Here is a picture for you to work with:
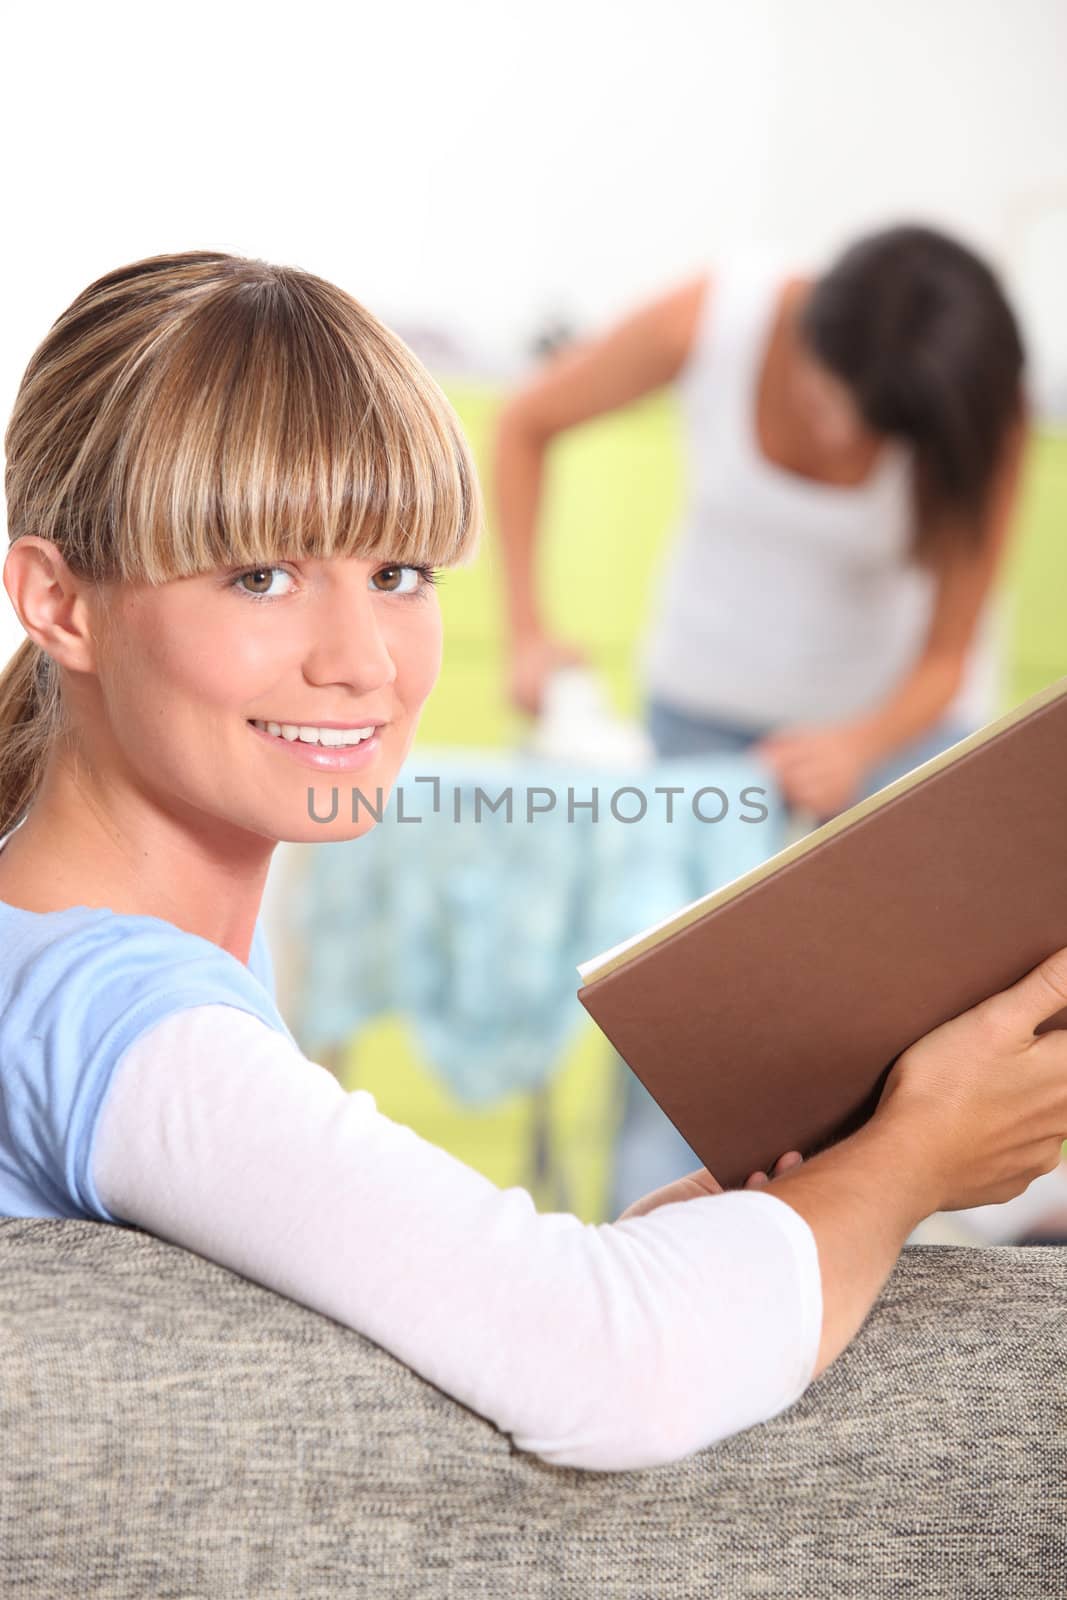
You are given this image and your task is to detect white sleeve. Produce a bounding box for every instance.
[91,1004,823,1473]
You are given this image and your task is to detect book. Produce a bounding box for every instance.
[576,674,1067,1193]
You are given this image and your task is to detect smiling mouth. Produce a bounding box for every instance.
[247,718,380,748]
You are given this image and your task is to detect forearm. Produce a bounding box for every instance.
[492,407,549,642]
[95,1005,824,1473]
[761,1115,940,1380]
[847,653,964,766]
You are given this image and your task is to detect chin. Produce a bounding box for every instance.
[281,816,384,848]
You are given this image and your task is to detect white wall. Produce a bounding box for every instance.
[756,0,1067,413]
[1,0,1065,661]
[3,0,1064,365]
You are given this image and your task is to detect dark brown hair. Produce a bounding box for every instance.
[799,223,1026,566]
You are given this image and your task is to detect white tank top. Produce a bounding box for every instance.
[637,253,1000,729]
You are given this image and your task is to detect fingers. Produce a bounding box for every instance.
[981,945,1067,1044]
[775,1150,804,1173]
[745,1151,805,1188]
[683,1166,725,1196]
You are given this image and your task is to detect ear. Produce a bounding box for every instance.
[3,538,103,676]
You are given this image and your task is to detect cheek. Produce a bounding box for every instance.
[394,602,443,706]
[159,626,266,710]
[106,606,269,748]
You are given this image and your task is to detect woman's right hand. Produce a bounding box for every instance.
[507,630,589,718]
[871,945,1067,1213]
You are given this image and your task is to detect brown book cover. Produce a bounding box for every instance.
[576,675,1067,1192]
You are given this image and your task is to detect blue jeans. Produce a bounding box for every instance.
[607,693,977,1219]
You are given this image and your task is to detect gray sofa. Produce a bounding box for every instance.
[1,1217,1064,1599]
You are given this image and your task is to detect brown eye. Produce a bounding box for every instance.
[231,566,295,601]
[372,565,421,595]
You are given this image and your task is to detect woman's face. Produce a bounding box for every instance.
[88,553,443,848]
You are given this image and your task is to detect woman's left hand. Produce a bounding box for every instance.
[752,722,874,820]
[616,1151,805,1221]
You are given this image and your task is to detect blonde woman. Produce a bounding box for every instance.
[1,252,1066,1475]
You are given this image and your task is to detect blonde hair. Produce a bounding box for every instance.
[1,250,483,838]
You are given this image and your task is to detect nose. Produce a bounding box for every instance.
[302,580,398,695]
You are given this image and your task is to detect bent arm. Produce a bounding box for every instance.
[90,1001,821,1472]
[493,274,709,644]
[759,1117,941,1380]
[849,406,1031,764]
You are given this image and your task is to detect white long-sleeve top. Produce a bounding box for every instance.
[91,1003,824,1473]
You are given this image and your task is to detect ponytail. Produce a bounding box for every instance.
[0,636,64,840]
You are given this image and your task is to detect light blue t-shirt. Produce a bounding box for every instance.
[0,901,297,1223]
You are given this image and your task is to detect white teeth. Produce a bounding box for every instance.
[253,720,375,747]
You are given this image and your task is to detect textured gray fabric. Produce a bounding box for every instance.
[0,1217,1064,1599]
